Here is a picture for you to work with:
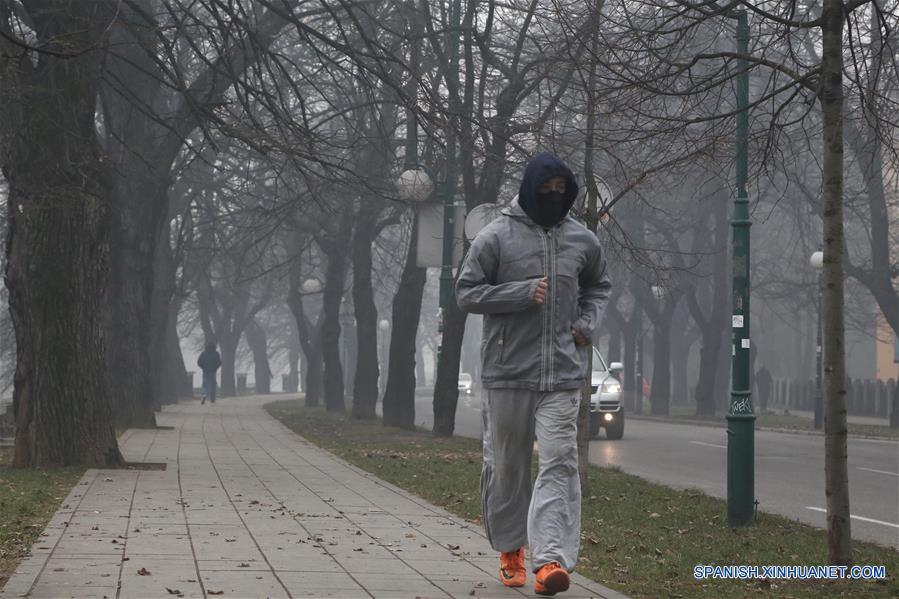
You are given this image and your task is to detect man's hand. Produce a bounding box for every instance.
[572,328,590,347]
[534,277,549,304]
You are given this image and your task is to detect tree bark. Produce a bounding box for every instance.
[245,319,272,394]
[305,338,324,407]
[649,295,677,416]
[606,317,622,363]
[621,318,637,411]
[820,0,851,567]
[351,213,380,419]
[650,310,673,416]
[694,334,722,416]
[320,212,353,413]
[670,313,690,407]
[384,217,427,429]
[220,337,239,397]
[432,298,466,436]
[105,177,165,427]
[286,322,300,393]
[1,0,123,467]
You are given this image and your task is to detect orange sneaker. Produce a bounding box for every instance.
[534,561,570,596]
[498,548,526,587]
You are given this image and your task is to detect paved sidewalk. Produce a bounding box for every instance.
[1,397,627,599]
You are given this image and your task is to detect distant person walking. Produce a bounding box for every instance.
[456,152,611,596]
[198,343,222,405]
[756,365,772,412]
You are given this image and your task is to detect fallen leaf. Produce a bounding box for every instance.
[447,544,460,551]
[137,567,151,576]
[165,588,183,596]
[238,563,250,568]
[208,591,224,595]
[649,512,661,518]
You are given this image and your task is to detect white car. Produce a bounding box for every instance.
[589,349,624,440]
[458,372,474,395]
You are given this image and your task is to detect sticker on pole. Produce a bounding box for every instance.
[732,315,744,328]
[741,339,750,349]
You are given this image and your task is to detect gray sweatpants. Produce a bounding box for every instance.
[480,388,581,572]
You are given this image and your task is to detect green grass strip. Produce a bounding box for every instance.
[0,448,84,588]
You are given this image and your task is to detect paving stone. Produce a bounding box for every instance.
[0,396,627,599]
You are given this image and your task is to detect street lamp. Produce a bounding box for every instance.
[811,251,824,430]
[395,168,434,203]
[727,9,755,529]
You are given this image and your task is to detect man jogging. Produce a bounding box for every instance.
[197,342,222,405]
[455,152,611,596]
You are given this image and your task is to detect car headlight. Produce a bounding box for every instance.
[604,413,614,422]
[601,382,621,394]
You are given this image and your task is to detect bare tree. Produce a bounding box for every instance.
[0,0,123,466]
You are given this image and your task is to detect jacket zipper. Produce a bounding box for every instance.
[548,228,556,390]
[539,230,549,391]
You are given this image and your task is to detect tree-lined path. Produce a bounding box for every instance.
[0,397,625,599]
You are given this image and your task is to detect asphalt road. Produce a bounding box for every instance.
[412,390,899,549]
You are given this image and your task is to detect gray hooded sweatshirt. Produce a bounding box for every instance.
[455,153,612,391]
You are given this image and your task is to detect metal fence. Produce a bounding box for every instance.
[769,377,899,426]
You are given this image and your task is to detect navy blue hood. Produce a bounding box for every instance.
[517,152,579,227]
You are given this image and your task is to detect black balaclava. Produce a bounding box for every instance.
[517,152,579,229]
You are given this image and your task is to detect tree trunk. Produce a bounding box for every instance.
[351,214,380,419]
[150,219,181,405]
[384,216,427,429]
[606,317,622,363]
[695,330,722,416]
[820,0,851,567]
[220,338,238,397]
[321,218,352,412]
[671,323,689,407]
[245,319,272,394]
[286,330,300,393]
[621,319,637,411]
[432,297,467,436]
[305,338,324,407]
[714,330,731,414]
[650,314,672,416]
[1,0,123,467]
[167,304,190,399]
[106,178,164,428]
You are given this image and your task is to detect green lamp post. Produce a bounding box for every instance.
[726,9,755,528]
[438,0,462,321]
